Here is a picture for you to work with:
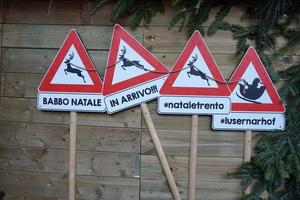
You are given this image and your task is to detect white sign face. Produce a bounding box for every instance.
[230,62,272,104]
[50,45,94,85]
[105,78,164,114]
[212,112,285,131]
[112,40,155,84]
[38,93,106,112]
[172,47,218,88]
[158,96,231,115]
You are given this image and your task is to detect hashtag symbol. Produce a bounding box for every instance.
[221,119,225,123]
[164,103,168,108]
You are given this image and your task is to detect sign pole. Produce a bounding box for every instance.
[244,130,252,162]
[140,103,181,200]
[188,114,198,200]
[69,111,77,200]
[244,130,252,194]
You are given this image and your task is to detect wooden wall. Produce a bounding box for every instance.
[0,0,298,199]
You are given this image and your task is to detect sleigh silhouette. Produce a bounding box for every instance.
[237,78,266,104]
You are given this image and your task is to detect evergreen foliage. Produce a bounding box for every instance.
[91,0,300,198]
[90,0,164,28]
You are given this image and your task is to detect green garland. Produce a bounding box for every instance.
[91,0,300,199]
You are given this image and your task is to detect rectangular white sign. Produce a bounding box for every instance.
[158,96,231,115]
[212,112,285,131]
[38,93,106,112]
[104,78,164,114]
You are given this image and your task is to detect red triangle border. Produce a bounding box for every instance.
[102,24,169,96]
[38,29,103,93]
[229,46,285,112]
[159,31,231,96]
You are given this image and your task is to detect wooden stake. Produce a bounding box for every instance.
[188,114,198,200]
[244,130,252,195]
[140,103,181,200]
[244,130,252,162]
[69,111,77,200]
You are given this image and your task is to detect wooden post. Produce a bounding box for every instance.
[140,103,181,200]
[188,114,198,200]
[244,130,252,195]
[244,130,252,162]
[69,111,77,200]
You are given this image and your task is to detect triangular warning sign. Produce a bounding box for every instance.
[229,46,285,112]
[102,24,169,95]
[160,31,230,96]
[38,29,103,93]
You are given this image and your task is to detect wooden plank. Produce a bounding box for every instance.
[0,97,141,128]
[0,0,2,24]
[141,155,241,182]
[0,170,139,199]
[144,27,237,54]
[0,122,140,153]
[4,194,66,200]
[141,103,212,130]
[142,129,244,157]
[141,179,241,200]
[2,73,40,98]
[149,2,250,27]
[2,48,109,75]
[0,0,3,126]
[0,146,140,178]
[3,0,130,25]
[2,24,142,49]
[144,27,300,55]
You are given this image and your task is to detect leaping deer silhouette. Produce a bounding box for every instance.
[119,46,146,71]
[187,54,210,86]
[64,52,86,83]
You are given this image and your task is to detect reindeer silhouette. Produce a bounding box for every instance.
[187,54,210,86]
[64,52,86,83]
[119,46,146,70]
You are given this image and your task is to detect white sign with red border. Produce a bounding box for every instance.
[102,24,169,114]
[212,47,285,131]
[158,30,231,115]
[38,29,106,112]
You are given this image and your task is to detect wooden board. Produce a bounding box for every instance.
[149,2,250,27]
[0,146,139,178]
[144,27,300,55]
[142,129,244,157]
[0,121,140,153]
[3,0,130,25]
[141,179,241,200]
[2,24,143,49]
[141,155,241,182]
[1,2,297,199]
[0,170,139,199]
[0,97,141,128]
[141,103,212,130]
[144,27,237,54]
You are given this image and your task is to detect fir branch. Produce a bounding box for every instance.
[111,0,134,22]
[90,0,111,16]
[207,3,232,35]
